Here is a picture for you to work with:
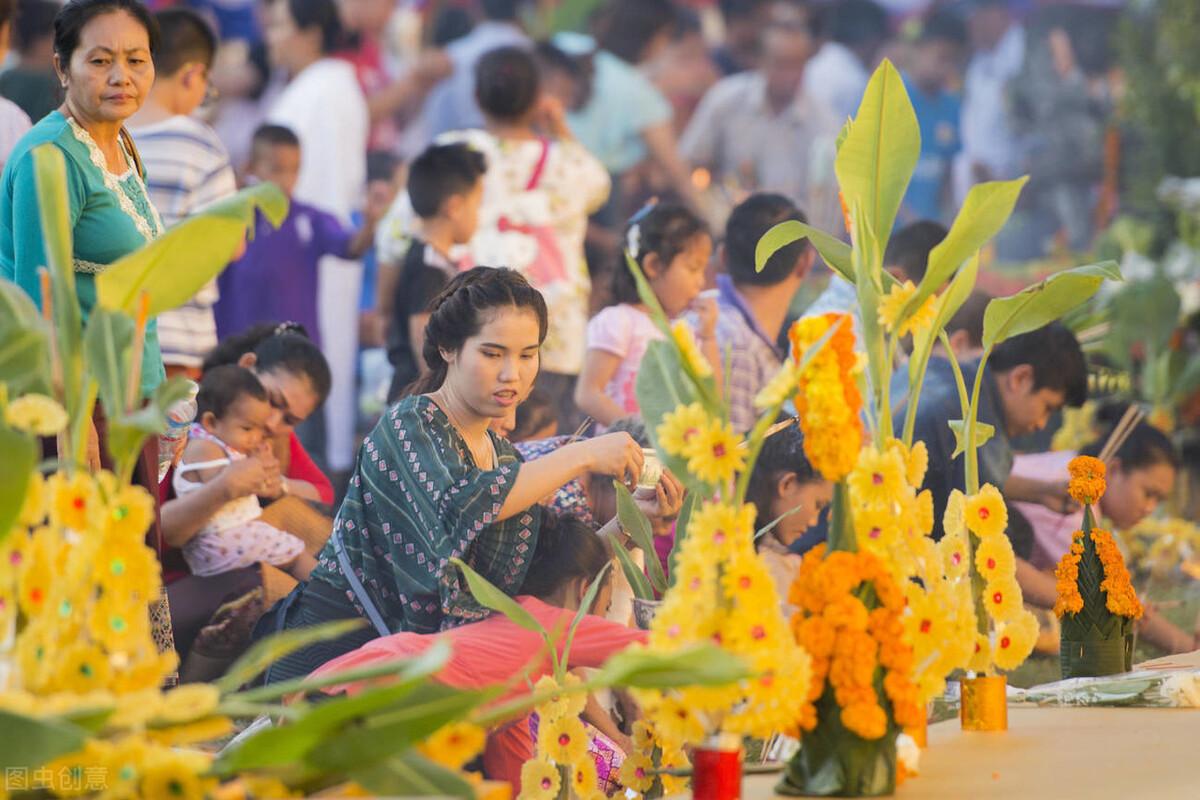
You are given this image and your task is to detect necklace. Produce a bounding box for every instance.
[431,391,494,470]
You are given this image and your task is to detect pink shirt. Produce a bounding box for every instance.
[309,596,646,790]
[585,304,666,417]
[1011,450,1084,570]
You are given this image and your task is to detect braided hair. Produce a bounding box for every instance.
[405,267,549,397]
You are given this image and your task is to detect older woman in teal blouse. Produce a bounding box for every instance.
[0,0,165,397]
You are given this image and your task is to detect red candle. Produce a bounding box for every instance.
[692,737,742,800]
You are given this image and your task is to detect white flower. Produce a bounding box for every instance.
[896,732,921,775]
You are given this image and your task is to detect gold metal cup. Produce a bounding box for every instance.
[960,675,1008,732]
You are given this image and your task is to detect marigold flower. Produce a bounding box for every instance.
[993,612,1039,671]
[656,402,709,459]
[1091,528,1143,619]
[671,320,713,377]
[789,313,863,481]
[4,393,68,436]
[964,484,1008,539]
[1067,455,1107,505]
[841,701,888,740]
[687,419,746,484]
[754,360,801,409]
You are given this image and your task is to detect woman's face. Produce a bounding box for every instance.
[770,474,834,547]
[1101,460,1175,531]
[263,0,317,73]
[57,10,154,125]
[256,367,321,438]
[443,306,541,421]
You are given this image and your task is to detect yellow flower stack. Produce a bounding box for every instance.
[519,674,603,800]
[1055,456,1144,678]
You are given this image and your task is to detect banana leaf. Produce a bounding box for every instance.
[216,618,369,693]
[981,261,1123,350]
[349,750,475,799]
[0,428,36,544]
[0,710,88,771]
[615,482,668,593]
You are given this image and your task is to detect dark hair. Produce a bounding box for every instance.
[251,123,301,152]
[593,0,674,64]
[481,0,524,21]
[408,267,549,396]
[518,512,613,600]
[151,7,216,75]
[511,388,557,442]
[272,0,343,54]
[54,0,160,65]
[718,0,766,23]
[608,416,650,447]
[1081,414,1180,473]
[197,364,268,419]
[725,193,809,287]
[611,202,709,305]
[475,45,539,121]
[0,0,13,27]
[431,6,473,46]
[202,322,332,404]
[827,0,887,46]
[673,6,703,39]
[918,8,968,47]
[408,142,487,219]
[989,322,1087,407]
[15,0,58,52]
[366,150,399,184]
[946,289,991,350]
[884,220,948,283]
[746,422,818,533]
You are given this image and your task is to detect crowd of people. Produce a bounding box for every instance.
[0,0,1189,792]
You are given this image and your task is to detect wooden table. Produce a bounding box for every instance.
[745,706,1199,800]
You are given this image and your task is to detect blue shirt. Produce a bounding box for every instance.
[0,111,165,396]
[902,76,962,225]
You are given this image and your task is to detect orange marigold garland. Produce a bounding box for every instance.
[788,313,863,482]
[1055,456,1143,678]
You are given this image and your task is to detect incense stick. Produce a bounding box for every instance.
[1097,404,1144,465]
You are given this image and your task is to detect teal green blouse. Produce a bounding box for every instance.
[0,111,165,396]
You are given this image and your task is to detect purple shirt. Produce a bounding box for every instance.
[214,199,354,348]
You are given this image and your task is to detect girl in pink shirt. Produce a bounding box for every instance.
[309,513,646,790]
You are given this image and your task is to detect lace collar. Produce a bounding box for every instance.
[64,114,164,243]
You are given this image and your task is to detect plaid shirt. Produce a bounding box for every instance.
[706,275,784,434]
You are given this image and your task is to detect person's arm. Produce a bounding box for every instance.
[365,50,451,123]
[581,690,633,754]
[161,454,270,548]
[286,431,335,505]
[1137,605,1199,654]
[498,434,644,522]
[1014,557,1058,609]
[1005,474,1075,514]
[574,349,628,427]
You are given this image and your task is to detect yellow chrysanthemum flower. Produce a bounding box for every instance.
[55,643,112,694]
[655,402,709,459]
[4,393,68,435]
[687,419,746,484]
[96,541,160,598]
[964,484,1008,539]
[938,530,970,580]
[157,684,220,724]
[17,470,46,528]
[943,489,967,537]
[104,485,157,541]
[684,501,755,559]
[852,506,901,549]
[48,471,100,532]
[912,490,935,538]
[521,759,563,800]
[905,441,929,488]
[982,579,1023,623]
[847,446,908,507]
[754,361,801,409]
[146,715,235,746]
[417,722,486,770]
[877,281,938,338]
[88,591,150,652]
[974,534,1015,583]
[108,689,163,729]
[571,758,600,798]
[653,693,707,745]
[993,612,1039,671]
[104,736,151,798]
[968,632,992,673]
[139,750,215,800]
[17,527,56,617]
[538,715,589,766]
[618,750,655,792]
[671,320,713,377]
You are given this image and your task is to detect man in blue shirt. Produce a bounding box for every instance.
[897,322,1088,539]
[902,10,968,225]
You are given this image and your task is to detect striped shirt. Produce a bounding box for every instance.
[130,115,238,367]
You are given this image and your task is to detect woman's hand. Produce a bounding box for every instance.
[254,444,285,499]
[692,293,719,341]
[633,469,684,521]
[215,456,271,501]
[581,432,644,489]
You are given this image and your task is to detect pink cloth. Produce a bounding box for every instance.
[309,596,646,790]
[1011,450,1084,570]
[585,304,666,417]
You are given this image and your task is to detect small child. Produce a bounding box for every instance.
[213,124,382,351]
[173,365,317,581]
[380,142,486,401]
[575,203,717,425]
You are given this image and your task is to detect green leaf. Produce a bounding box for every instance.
[0,428,36,544]
[850,201,885,429]
[103,376,196,484]
[615,482,668,593]
[835,59,920,246]
[96,183,288,317]
[562,563,611,671]
[0,710,88,770]
[215,618,368,693]
[903,178,1026,319]
[754,502,808,542]
[0,280,51,396]
[981,261,1123,350]
[450,557,545,635]
[306,684,487,772]
[83,307,134,418]
[610,531,656,601]
[350,750,475,799]
[636,340,710,494]
[590,643,750,689]
[755,220,854,283]
[948,420,994,459]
